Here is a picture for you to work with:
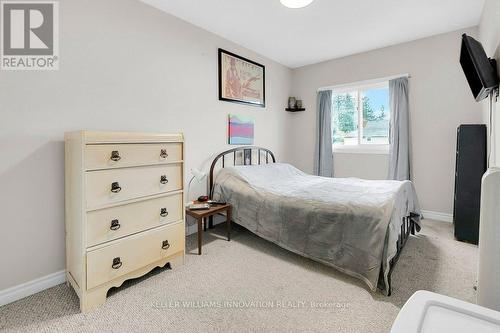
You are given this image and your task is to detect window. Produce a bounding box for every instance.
[331,82,390,152]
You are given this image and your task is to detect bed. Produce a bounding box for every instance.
[209,147,421,295]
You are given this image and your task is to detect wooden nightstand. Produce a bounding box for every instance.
[185,203,232,255]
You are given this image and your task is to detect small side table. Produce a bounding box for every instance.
[185,203,232,255]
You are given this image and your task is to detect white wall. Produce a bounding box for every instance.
[289,27,483,215]
[479,0,500,166]
[334,153,388,180]
[0,0,292,291]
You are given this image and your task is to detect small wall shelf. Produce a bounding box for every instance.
[285,108,305,112]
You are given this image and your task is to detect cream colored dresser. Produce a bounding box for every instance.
[64,131,185,312]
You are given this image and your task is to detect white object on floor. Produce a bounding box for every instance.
[478,167,500,312]
[391,290,500,333]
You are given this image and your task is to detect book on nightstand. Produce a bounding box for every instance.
[188,203,210,210]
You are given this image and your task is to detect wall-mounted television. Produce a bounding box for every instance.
[460,34,499,102]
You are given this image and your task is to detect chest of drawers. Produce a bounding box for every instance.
[64,131,185,312]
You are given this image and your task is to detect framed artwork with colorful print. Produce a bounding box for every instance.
[219,48,265,107]
[228,114,254,145]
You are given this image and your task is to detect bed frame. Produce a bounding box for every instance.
[208,146,415,295]
[209,146,276,198]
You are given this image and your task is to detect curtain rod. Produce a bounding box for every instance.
[317,73,411,92]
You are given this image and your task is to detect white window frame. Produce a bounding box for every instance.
[330,81,390,155]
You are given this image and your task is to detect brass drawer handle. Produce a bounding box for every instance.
[160,149,168,159]
[160,175,169,184]
[162,240,170,250]
[110,219,121,231]
[111,182,122,193]
[112,257,122,269]
[160,208,169,217]
[110,150,121,162]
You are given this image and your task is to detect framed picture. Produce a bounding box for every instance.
[243,149,252,165]
[219,48,265,107]
[228,114,254,145]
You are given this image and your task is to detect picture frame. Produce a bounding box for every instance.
[244,149,252,165]
[218,48,265,107]
[228,114,254,145]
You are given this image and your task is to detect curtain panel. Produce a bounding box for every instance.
[388,77,410,180]
[314,90,334,177]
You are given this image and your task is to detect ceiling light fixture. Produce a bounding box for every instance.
[280,0,314,9]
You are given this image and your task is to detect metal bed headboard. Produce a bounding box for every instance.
[209,146,276,198]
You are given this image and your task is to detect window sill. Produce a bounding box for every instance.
[333,145,390,155]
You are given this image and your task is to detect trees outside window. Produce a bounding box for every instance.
[331,83,390,146]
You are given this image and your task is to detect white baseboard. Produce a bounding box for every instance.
[186,223,198,236]
[0,270,66,307]
[421,210,453,223]
[0,218,225,307]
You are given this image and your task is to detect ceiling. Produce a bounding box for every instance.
[140,0,485,68]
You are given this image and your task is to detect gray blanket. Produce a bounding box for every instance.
[212,163,421,292]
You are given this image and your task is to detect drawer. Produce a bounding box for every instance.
[86,193,183,247]
[86,222,184,290]
[86,164,182,208]
[85,143,182,170]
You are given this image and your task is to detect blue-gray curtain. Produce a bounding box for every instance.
[388,77,410,180]
[314,90,334,177]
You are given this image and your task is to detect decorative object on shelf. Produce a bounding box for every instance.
[280,0,315,9]
[286,97,305,112]
[228,114,254,145]
[186,168,206,205]
[218,48,265,107]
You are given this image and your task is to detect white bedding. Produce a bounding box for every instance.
[212,163,421,292]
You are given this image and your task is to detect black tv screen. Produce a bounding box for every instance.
[460,34,499,102]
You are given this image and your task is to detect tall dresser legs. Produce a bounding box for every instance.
[81,287,108,313]
[167,252,185,268]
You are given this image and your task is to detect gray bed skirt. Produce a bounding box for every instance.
[212,163,421,293]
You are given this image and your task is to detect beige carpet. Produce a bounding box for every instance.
[0,219,477,333]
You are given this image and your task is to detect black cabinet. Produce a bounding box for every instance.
[453,124,487,244]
